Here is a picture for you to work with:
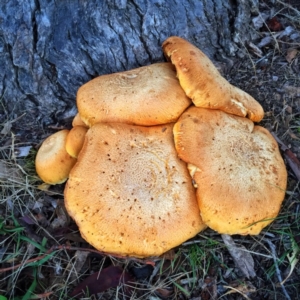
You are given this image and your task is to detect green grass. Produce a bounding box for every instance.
[1,2,300,298]
[0,155,299,299]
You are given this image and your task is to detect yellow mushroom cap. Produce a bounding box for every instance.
[35,130,77,184]
[162,36,264,122]
[76,62,192,127]
[72,113,88,128]
[64,122,206,257]
[173,106,287,235]
[65,126,88,158]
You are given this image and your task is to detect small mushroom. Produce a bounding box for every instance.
[162,36,264,122]
[35,130,77,184]
[65,126,88,158]
[72,113,88,128]
[76,62,192,127]
[64,122,206,257]
[173,106,287,235]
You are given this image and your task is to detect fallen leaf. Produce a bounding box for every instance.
[0,121,12,135]
[14,146,32,157]
[0,114,26,135]
[37,183,51,191]
[221,235,256,278]
[252,13,269,30]
[70,265,134,298]
[155,287,173,298]
[288,129,300,140]
[285,105,293,114]
[266,16,283,31]
[286,48,298,63]
[50,202,69,230]
[248,42,263,57]
[257,36,273,48]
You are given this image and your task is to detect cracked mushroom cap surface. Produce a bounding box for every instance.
[35,129,77,185]
[76,62,192,127]
[64,122,206,257]
[173,107,287,235]
[162,36,264,122]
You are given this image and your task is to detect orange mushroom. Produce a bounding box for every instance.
[35,130,77,184]
[65,126,88,158]
[64,122,206,257]
[76,62,192,127]
[173,106,287,235]
[162,36,264,122]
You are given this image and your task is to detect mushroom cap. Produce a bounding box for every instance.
[35,130,77,184]
[173,106,287,235]
[72,113,88,128]
[65,126,88,158]
[64,122,206,257]
[76,62,192,127]
[162,36,264,122]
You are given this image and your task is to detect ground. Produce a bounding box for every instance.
[0,1,300,300]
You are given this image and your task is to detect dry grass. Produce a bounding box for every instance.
[1,1,300,299]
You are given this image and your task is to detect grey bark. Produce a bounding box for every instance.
[0,0,259,127]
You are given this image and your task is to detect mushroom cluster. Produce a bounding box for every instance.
[35,36,287,258]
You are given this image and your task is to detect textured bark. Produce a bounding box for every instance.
[0,0,259,126]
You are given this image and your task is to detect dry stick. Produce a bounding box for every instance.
[266,239,291,300]
[0,245,155,273]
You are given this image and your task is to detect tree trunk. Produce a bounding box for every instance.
[0,0,259,127]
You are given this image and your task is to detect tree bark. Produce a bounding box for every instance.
[0,0,260,127]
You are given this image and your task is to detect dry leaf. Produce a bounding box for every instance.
[14,145,32,157]
[0,121,12,135]
[288,129,300,140]
[252,13,268,30]
[37,183,51,191]
[285,105,293,114]
[50,202,69,229]
[155,287,173,298]
[222,235,256,278]
[257,36,273,48]
[286,48,298,63]
[70,265,134,298]
[248,42,263,57]
[266,16,283,31]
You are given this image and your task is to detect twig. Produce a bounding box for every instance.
[266,239,291,300]
[0,245,155,273]
[271,132,300,181]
